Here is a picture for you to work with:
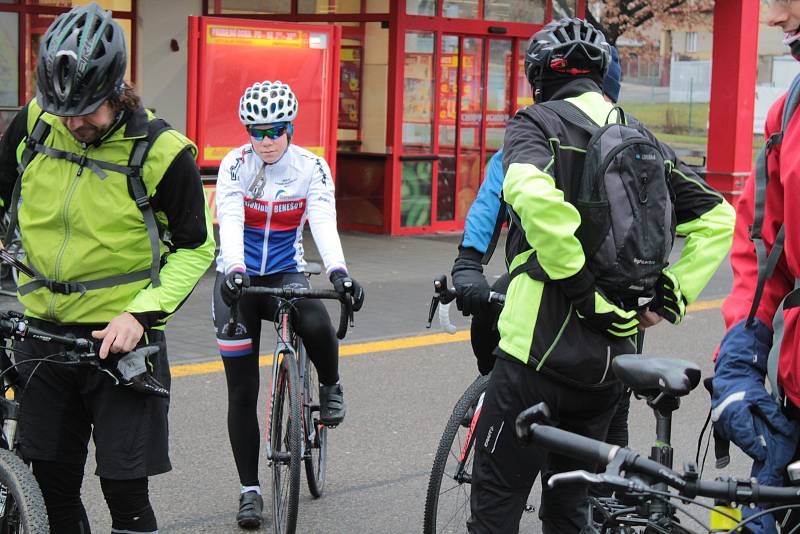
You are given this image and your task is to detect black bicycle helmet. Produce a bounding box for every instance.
[36,2,127,116]
[525,18,610,93]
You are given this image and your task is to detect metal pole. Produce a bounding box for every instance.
[688,77,693,132]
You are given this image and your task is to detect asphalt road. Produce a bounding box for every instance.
[0,231,750,533]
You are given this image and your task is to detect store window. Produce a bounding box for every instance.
[443,0,477,19]
[485,39,511,151]
[207,0,291,15]
[401,30,434,227]
[365,0,388,13]
[298,0,360,14]
[403,31,434,149]
[484,0,545,23]
[0,12,18,109]
[338,38,362,135]
[517,39,533,108]
[552,0,577,19]
[406,0,435,16]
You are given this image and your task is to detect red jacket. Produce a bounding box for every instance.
[722,90,800,407]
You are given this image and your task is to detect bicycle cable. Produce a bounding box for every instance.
[643,487,740,524]
[651,493,711,532]
[731,504,800,533]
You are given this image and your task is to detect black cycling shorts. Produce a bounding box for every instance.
[14,318,171,480]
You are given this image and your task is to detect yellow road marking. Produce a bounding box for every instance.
[172,299,723,378]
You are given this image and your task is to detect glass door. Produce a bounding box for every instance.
[433,35,512,227]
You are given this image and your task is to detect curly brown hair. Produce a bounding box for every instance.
[108,82,142,114]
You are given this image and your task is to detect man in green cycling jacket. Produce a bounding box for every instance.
[0,3,214,532]
[467,18,735,533]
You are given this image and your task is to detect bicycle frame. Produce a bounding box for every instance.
[265,307,303,463]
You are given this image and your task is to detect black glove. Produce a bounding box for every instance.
[649,270,687,324]
[330,270,365,311]
[220,270,250,307]
[452,247,490,317]
[557,266,639,338]
[99,345,169,398]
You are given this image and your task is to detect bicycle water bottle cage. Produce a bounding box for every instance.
[612,355,701,401]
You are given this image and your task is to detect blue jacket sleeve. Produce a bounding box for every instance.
[461,148,505,255]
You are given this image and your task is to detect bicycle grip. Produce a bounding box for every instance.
[520,423,619,467]
[336,298,351,340]
[438,302,457,334]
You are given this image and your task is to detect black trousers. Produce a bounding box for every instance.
[468,355,624,534]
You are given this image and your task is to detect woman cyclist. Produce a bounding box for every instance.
[211,80,365,528]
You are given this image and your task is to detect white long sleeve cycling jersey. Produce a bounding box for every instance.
[215,143,347,276]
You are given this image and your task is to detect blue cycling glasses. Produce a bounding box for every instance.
[248,123,290,141]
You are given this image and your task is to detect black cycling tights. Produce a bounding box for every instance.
[32,460,157,533]
[214,271,339,487]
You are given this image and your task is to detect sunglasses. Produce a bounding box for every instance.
[248,124,289,141]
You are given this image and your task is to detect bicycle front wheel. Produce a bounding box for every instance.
[423,374,489,534]
[270,352,302,534]
[301,345,327,498]
[0,448,49,533]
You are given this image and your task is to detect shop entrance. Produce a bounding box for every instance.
[400,32,532,231]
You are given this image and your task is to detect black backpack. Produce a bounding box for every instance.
[509,100,676,304]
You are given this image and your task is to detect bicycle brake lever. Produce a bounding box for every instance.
[427,295,440,328]
[548,470,604,487]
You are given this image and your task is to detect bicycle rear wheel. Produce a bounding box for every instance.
[423,374,489,534]
[301,344,327,498]
[0,448,48,533]
[270,352,302,534]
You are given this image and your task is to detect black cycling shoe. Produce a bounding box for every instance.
[237,491,263,529]
[319,383,346,426]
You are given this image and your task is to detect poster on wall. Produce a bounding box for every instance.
[339,47,361,130]
[187,17,341,169]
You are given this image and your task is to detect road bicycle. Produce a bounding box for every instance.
[0,309,167,534]
[516,353,800,533]
[228,265,356,534]
[423,275,532,534]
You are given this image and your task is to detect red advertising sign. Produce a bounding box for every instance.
[187,17,341,170]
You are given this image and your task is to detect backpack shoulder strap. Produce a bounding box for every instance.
[5,111,50,246]
[746,74,800,326]
[126,117,172,289]
[538,100,598,137]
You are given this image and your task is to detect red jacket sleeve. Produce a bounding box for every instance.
[721,93,794,331]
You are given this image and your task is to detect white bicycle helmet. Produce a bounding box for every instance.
[238,80,299,125]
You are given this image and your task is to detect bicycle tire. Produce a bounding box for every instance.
[270,352,302,534]
[301,344,327,498]
[423,374,490,534]
[0,448,49,533]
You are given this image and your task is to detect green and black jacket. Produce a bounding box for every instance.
[0,100,216,328]
[499,78,735,388]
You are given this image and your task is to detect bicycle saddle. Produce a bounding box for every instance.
[612,355,701,398]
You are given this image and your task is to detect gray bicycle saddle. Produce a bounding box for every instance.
[612,355,701,398]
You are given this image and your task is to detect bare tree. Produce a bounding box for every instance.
[559,0,715,46]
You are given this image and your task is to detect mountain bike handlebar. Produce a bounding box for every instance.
[0,312,169,397]
[516,410,800,505]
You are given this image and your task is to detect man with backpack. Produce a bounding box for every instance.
[468,18,735,533]
[711,2,800,532]
[0,4,215,532]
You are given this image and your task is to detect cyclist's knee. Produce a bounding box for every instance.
[32,459,90,533]
[100,477,158,533]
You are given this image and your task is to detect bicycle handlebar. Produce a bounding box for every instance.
[0,315,95,355]
[426,274,505,332]
[517,418,800,505]
[235,286,354,340]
